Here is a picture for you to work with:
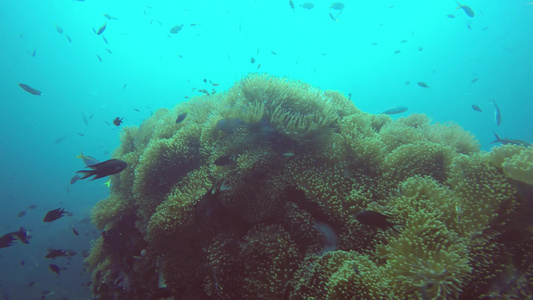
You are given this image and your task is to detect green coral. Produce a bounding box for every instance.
[87,73,532,299]
[502,147,533,185]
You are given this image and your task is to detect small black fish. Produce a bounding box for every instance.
[214,155,236,166]
[417,81,429,88]
[43,208,68,222]
[28,204,37,209]
[97,22,106,35]
[17,211,26,217]
[76,159,128,180]
[113,117,124,126]
[271,51,278,55]
[289,0,294,11]
[72,226,79,236]
[49,264,61,275]
[329,12,337,21]
[32,49,36,57]
[18,83,41,95]
[471,77,478,83]
[65,34,72,43]
[250,57,255,64]
[176,112,188,124]
[105,48,112,54]
[471,104,482,112]
[354,210,401,232]
[12,227,31,244]
[0,232,15,249]
[77,133,85,136]
[103,36,108,44]
[122,83,127,89]
[97,55,102,62]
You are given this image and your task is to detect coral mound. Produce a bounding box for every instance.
[87,74,533,299]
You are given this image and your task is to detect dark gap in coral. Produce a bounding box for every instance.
[285,186,335,225]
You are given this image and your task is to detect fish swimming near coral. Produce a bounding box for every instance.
[176,112,188,124]
[492,99,501,126]
[456,1,475,17]
[354,210,401,233]
[76,159,127,180]
[18,83,41,95]
[113,117,124,126]
[43,208,68,222]
[491,132,531,147]
[381,106,408,115]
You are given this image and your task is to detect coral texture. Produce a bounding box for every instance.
[87,74,532,299]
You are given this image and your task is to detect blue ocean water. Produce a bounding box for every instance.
[0,0,531,298]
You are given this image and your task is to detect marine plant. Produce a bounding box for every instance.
[87,73,533,299]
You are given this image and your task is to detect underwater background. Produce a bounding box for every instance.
[0,0,532,299]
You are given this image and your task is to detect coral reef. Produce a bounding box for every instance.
[87,73,533,299]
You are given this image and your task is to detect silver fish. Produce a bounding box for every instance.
[492,99,501,126]
[381,106,408,115]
